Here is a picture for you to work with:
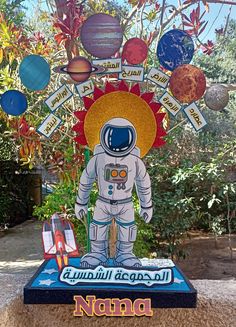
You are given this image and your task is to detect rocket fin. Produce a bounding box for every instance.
[64,230,77,252]
[42,222,55,254]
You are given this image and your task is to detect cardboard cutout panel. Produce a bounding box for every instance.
[42,213,79,270]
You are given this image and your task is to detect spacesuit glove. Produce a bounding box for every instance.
[139,206,153,224]
[75,202,88,220]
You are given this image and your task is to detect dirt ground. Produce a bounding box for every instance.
[0,220,235,280]
[177,232,236,280]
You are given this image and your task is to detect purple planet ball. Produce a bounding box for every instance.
[81,13,123,58]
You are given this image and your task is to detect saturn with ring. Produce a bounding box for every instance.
[53,56,105,83]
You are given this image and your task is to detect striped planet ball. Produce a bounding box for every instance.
[80,13,123,58]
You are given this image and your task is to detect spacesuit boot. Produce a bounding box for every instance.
[114,241,142,267]
[114,223,142,267]
[80,221,109,268]
[80,240,109,268]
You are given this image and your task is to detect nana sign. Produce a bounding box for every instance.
[74,296,153,317]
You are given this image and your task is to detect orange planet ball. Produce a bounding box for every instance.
[67,56,92,82]
[169,64,206,103]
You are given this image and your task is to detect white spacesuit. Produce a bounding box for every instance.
[75,118,153,268]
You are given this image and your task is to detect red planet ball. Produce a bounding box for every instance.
[122,38,148,65]
[169,64,206,103]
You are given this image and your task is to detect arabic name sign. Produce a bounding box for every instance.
[45,84,73,111]
[119,65,144,82]
[147,68,169,88]
[60,265,173,287]
[184,102,207,131]
[37,113,61,138]
[92,58,122,74]
[159,91,182,116]
[75,80,94,98]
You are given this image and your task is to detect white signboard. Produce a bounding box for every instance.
[147,68,169,88]
[184,102,207,131]
[140,258,175,268]
[159,91,182,116]
[37,113,61,138]
[75,80,94,98]
[119,65,144,82]
[45,84,73,111]
[92,58,122,74]
[60,265,173,287]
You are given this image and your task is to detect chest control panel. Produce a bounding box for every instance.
[104,163,128,190]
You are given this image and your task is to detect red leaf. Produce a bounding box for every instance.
[152,137,166,148]
[141,92,154,104]
[182,13,191,23]
[54,21,71,34]
[196,4,200,22]
[198,21,208,36]
[150,102,162,113]
[183,22,194,28]
[83,97,95,110]
[118,80,129,91]
[74,111,87,121]
[72,121,84,133]
[74,134,87,145]
[105,82,116,93]
[130,83,140,96]
[54,33,66,44]
[190,9,196,24]
[156,112,166,123]
[157,126,167,138]
[93,86,104,100]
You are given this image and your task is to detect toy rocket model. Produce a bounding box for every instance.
[42,213,79,271]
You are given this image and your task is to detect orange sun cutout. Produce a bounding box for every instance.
[73,81,167,157]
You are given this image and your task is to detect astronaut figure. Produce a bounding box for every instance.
[75,118,153,268]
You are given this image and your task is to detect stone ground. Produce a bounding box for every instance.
[0,220,43,310]
[0,220,236,327]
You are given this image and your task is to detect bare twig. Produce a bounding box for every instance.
[225,192,233,260]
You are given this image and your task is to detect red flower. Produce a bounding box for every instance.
[215,28,224,35]
[182,4,208,37]
[201,40,214,55]
[30,32,46,44]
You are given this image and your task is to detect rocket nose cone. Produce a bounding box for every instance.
[51,213,60,222]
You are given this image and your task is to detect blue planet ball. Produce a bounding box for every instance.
[0,90,28,116]
[19,54,50,91]
[157,29,194,71]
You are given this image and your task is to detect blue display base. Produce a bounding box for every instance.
[24,258,197,308]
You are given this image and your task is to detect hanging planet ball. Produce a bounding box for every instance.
[157,29,194,71]
[53,56,105,83]
[0,90,28,116]
[80,13,123,58]
[204,85,229,111]
[122,38,148,65]
[66,57,92,82]
[19,54,50,91]
[169,64,206,103]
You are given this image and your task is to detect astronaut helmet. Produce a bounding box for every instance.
[100,118,137,157]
